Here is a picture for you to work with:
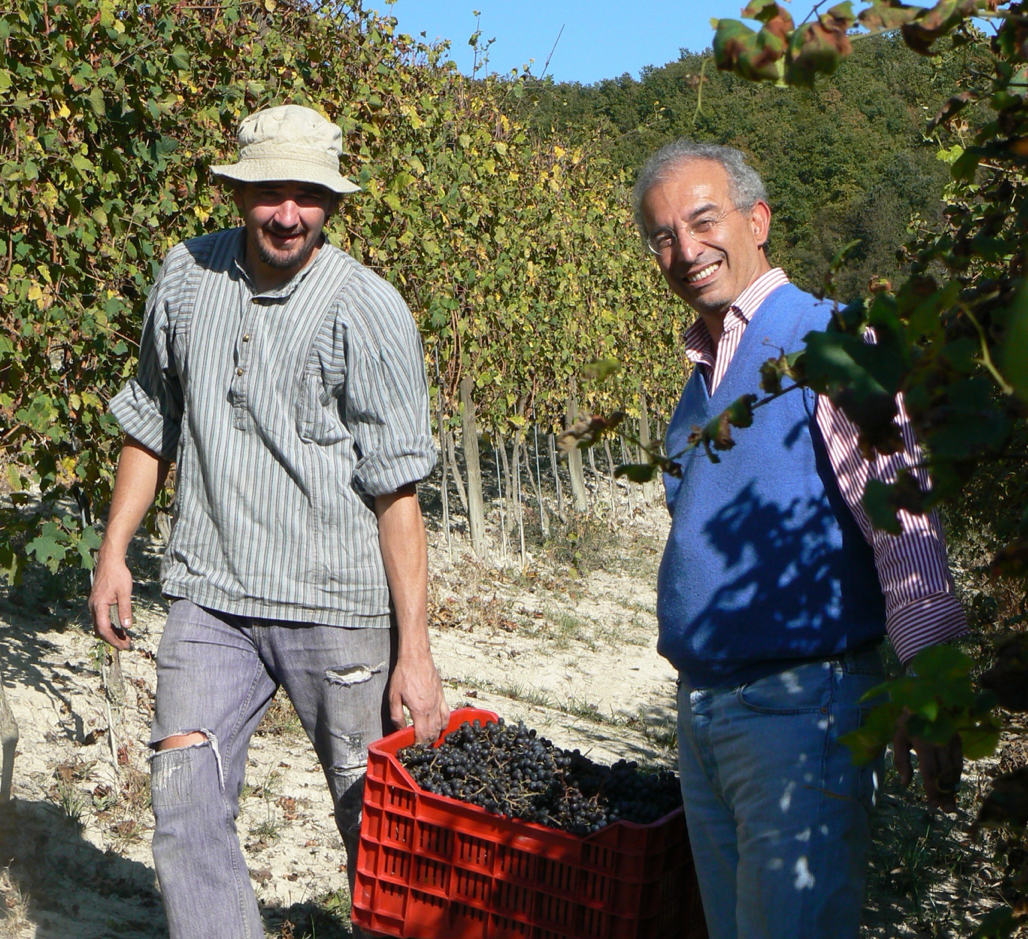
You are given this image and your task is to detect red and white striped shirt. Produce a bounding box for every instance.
[681,268,967,663]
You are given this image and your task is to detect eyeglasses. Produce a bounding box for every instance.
[646,205,743,256]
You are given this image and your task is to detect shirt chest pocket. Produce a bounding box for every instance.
[297,363,351,446]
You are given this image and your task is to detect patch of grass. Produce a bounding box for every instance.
[555,696,626,727]
[593,619,626,649]
[55,778,86,829]
[107,817,142,852]
[250,818,280,844]
[0,865,28,938]
[50,760,95,830]
[243,764,285,850]
[542,515,615,575]
[317,886,351,922]
[494,681,550,709]
[547,609,587,650]
[120,766,152,813]
[91,782,118,814]
[642,719,677,753]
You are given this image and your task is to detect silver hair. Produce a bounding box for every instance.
[631,141,768,243]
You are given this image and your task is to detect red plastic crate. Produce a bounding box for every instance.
[353,708,706,939]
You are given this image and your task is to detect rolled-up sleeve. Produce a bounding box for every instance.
[342,276,436,496]
[109,256,183,461]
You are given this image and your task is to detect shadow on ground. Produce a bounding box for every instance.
[0,799,165,938]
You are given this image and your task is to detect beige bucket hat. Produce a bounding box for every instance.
[211,104,360,194]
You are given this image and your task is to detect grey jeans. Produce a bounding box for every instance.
[148,599,392,939]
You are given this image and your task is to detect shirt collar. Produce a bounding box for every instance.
[231,227,330,300]
[683,268,789,364]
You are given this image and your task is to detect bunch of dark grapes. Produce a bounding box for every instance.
[398,718,682,835]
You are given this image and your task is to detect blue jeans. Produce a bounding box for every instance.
[148,600,392,939]
[676,649,884,939]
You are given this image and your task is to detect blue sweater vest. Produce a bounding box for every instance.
[657,284,886,689]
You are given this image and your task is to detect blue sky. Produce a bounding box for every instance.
[370,0,761,85]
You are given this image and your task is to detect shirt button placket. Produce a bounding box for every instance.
[232,295,257,430]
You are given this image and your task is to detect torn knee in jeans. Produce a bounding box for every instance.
[323,662,386,687]
[150,728,224,793]
[155,730,208,751]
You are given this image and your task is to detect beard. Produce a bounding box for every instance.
[255,226,320,272]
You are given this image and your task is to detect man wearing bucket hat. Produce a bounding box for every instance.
[89,104,449,939]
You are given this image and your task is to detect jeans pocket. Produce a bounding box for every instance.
[737,661,832,714]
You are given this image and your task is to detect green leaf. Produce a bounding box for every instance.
[581,357,621,381]
[1001,281,1028,403]
[863,480,903,534]
[0,541,21,586]
[615,463,661,484]
[170,44,190,70]
[962,724,1001,761]
[802,328,906,452]
[87,86,106,117]
[26,522,68,573]
[75,524,103,569]
[951,146,980,183]
[858,0,921,31]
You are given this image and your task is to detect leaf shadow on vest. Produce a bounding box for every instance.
[684,479,880,669]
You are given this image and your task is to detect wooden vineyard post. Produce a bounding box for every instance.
[587,447,603,502]
[493,442,508,562]
[603,437,618,522]
[638,391,659,503]
[446,430,469,514]
[0,664,17,803]
[619,435,636,517]
[548,432,566,523]
[434,350,452,560]
[460,376,487,557]
[513,435,526,567]
[531,424,550,539]
[497,432,513,520]
[565,385,589,514]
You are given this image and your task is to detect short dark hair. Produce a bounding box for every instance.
[631,141,768,244]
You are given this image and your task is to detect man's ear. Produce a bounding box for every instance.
[750,200,772,249]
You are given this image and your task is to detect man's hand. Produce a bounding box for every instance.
[87,437,168,651]
[88,551,134,650]
[893,711,963,812]
[387,650,449,744]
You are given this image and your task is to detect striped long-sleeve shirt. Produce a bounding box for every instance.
[110,228,436,627]
[682,268,967,663]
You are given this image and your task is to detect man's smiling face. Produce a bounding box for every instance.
[233,181,336,289]
[640,159,771,321]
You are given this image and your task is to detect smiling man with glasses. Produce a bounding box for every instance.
[631,141,967,939]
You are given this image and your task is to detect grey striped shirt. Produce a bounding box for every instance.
[110,228,436,627]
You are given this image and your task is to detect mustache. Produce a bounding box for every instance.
[265,222,305,237]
